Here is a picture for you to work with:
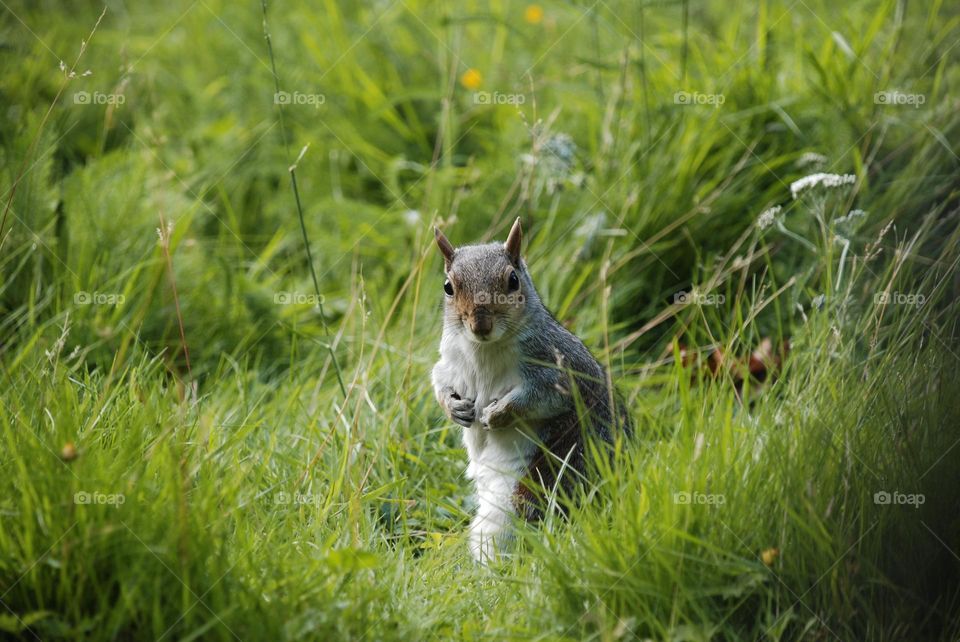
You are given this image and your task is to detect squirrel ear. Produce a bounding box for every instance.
[434,226,455,267]
[504,217,522,264]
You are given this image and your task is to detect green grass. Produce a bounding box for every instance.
[2,0,960,639]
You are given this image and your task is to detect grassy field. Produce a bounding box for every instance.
[2,0,960,639]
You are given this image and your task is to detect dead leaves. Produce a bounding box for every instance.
[675,337,791,399]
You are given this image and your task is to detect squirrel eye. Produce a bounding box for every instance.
[444,279,454,296]
[507,270,520,292]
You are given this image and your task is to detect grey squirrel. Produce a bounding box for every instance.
[431,218,631,562]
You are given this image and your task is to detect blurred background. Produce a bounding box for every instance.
[4,0,956,373]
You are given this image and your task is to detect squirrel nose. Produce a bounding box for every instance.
[471,308,493,337]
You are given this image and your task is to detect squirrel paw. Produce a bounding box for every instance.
[479,398,512,430]
[442,387,476,427]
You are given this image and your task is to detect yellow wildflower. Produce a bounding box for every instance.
[524,5,544,24]
[460,68,482,90]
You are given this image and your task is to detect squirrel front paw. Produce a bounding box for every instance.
[441,387,475,427]
[479,398,513,430]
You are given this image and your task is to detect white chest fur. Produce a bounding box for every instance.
[432,332,536,561]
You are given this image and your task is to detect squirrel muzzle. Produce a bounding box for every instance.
[468,307,494,338]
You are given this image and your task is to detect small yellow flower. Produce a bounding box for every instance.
[60,441,78,462]
[761,547,780,566]
[460,68,482,90]
[524,4,544,24]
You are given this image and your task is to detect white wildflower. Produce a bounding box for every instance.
[790,173,856,199]
[757,205,782,230]
[796,152,827,168]
[521,131,579,195]
[833,208,868,237]
[834,208,867,226]
[402,209,421,227]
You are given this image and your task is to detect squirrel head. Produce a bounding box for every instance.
[434,218,534,344]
